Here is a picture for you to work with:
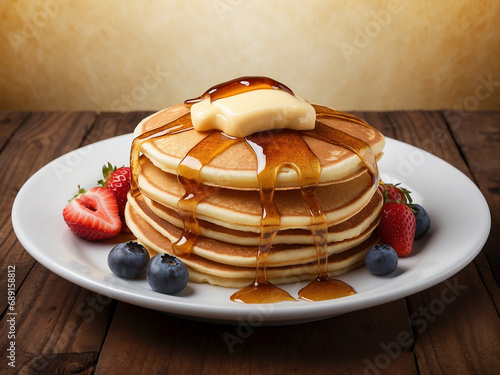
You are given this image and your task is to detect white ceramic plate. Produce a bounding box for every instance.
[12,135,491,325]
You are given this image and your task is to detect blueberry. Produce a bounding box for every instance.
[411,204,431,240]
[108,241,150,279]
[365,243,398,276]
[146,254,189,295]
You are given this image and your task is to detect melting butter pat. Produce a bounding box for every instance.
[190,89,316,138]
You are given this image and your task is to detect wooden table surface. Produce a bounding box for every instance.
[0,110,499,374]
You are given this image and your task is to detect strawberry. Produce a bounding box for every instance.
[63,187,121,240]
[378,183,412,203]
[98,163,131,223]
[376,202,416,257]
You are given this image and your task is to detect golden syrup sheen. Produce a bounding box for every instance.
[174,131,241,256]
[129,77,379,303]
[130,113,193,197]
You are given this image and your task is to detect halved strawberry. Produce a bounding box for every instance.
[63,187,121,241]
[98,163,131,224]
[376,202,416,257]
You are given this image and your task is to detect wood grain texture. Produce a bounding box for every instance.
[444,111,500,282]
[82,111,153,147]
[0,111,158,373]
[1,110,498,374]
[0,112,96,313]
[95,300,417,375]
[0,263,114,372]
[0,111,31,149]
[409,264,500,375]
[357,110,500,374]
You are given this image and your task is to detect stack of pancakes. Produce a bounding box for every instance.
[125,104,385,288]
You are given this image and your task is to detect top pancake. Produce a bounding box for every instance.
[134,104,385,190]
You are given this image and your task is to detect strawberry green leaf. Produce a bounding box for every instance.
[69,185,87,202]
[98,162,117,187]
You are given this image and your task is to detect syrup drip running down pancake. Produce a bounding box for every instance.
[127,77,384,303]
[137,175,383,245]
[127,191,382,268]
[125,200,381,288]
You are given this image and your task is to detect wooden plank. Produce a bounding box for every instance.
[375,111,500,374]
[381,110,472,176]
[409,263,500,375]
[0,111,144,373]
[0,111,99,372]
[0,112,97,313]
[82,111,154,146]
[443,110,500,372]
[0,111,31,149]
[0,113,155,374]
[1,110,144,314]
[95,300,417,375]
[443,111,500,293]
[0,262,114,372]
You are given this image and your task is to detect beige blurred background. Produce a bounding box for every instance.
[0,0,499,112]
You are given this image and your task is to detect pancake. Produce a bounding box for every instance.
[135,104,385,190]
[127,192,381,267]
[125,78,385,295]
[140,190,383,245]
[125,200,380,287]
[137,156,378,230]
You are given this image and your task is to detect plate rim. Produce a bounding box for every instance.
[11,135,491,324]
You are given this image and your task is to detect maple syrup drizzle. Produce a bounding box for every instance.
[184,76,294,105]
[295,105,378,301]
[231,129,321,303]
[129,77,380,304]
[174,131,242,256]
[130,113,193,197]
[308,106,378,184]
